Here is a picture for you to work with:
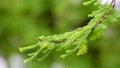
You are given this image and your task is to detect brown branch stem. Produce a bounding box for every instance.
[92,0,116,29]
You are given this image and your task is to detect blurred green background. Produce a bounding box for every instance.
[0,0,120,68]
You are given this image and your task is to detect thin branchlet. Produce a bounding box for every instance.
[92,0,116,30]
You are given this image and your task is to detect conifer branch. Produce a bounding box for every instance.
[19,0,117,63]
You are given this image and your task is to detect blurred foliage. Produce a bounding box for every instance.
[0,0,120,68]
